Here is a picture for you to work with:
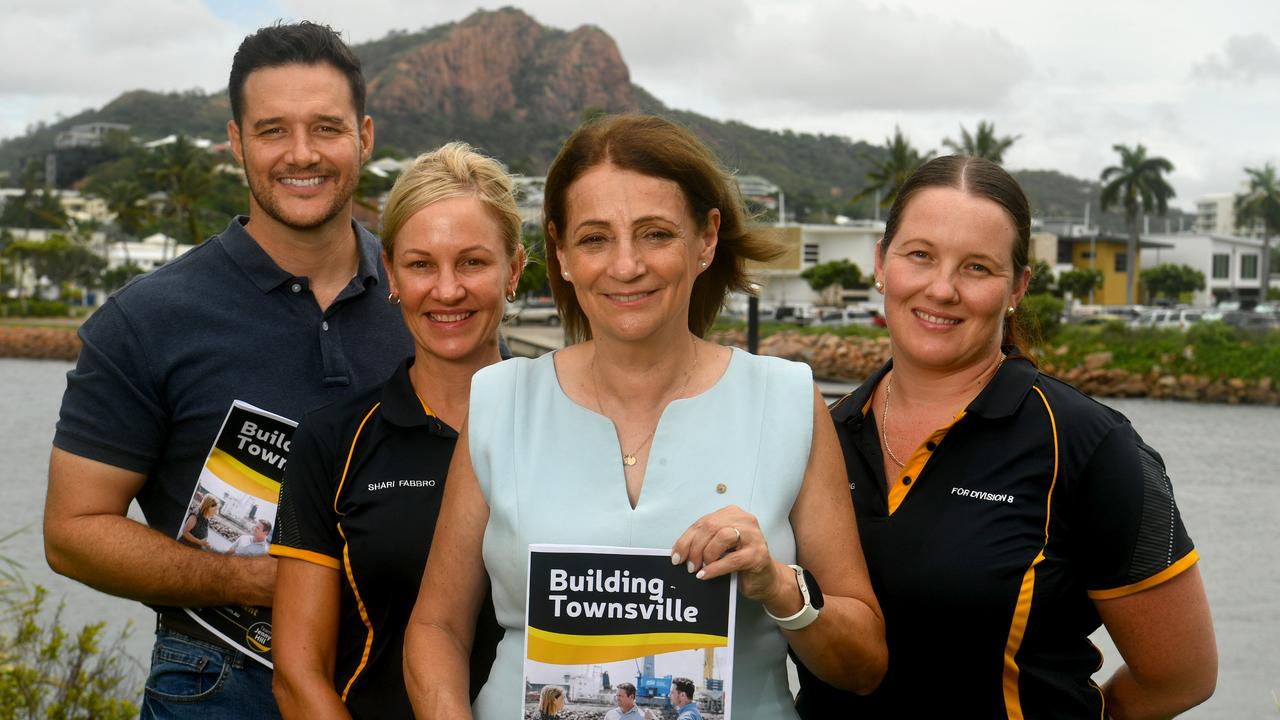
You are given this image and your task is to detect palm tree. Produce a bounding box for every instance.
[1235,162,1280,298]
[853,126,932,211]
[145,136,213,254]
[103,180,148,267]
[1100,144,1176,305]
[942,121,1020,165]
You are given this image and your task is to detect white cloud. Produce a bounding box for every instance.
[1192,33,1280,84]
[2,0,1279,212]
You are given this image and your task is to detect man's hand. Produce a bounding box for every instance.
[44,448,277,607]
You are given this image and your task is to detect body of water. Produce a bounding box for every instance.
[2,358,1276,717]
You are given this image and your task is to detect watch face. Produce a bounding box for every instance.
[802,568,825,610]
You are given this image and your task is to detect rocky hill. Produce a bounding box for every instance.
[0,7,1182,229]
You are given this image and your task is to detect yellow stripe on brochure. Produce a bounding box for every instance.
[205,448,281,502]
[527,626,727,665]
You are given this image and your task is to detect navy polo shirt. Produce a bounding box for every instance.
[271,358,501,717]
[54,215,412,558]
[795,358,1198,718]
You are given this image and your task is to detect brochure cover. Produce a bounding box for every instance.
[174,400,296,668]
[523,544,735,719]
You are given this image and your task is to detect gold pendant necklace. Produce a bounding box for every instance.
[881,354,1007,469]
[593,338,698,468]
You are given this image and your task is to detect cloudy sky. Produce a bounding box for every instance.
[3,0,1277,210]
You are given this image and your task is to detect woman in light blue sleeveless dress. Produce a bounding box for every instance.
[404,115,887,719]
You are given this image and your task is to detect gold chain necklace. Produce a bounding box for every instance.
[592,338,698,467]
[881,355,1006,469]
[880,373,907,468]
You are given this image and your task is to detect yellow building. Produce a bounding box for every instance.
[1056,234,1172,305]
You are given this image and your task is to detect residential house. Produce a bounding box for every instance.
[1054,233,1172,305]
[749,220,884,308]
[1141,233,1270,305]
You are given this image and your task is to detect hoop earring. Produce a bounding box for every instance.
[506,289,517,303]
[387,292,401,306]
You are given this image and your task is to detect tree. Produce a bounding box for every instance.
[941,120,1020,165]
[1235,162,1280,297]
[1140,263,1205,301]
[515,226,549,298]
[145,136,213,250]
[853,127,931,210]
[1057,268,1104,301]
[800,259,863,305]
[1100,144,1176,305]
[102,262,145,293]
[26,234,107,303]
[1026,258,1054,296]
[102,180,149,267]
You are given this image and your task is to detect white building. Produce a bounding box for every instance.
[54,122,131,149]
[752,221,885,308]
[1195,192,1266,239]
[1140,233,1269,305]
[108,233,194,271]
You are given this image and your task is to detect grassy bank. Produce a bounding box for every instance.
[713,318,1280,384]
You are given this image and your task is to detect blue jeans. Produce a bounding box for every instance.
[140,627,281,719]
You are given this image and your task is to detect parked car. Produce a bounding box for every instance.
[509,298,560,326]
[1130,308,1208,331]
[774,303,818,325]
[816,306,876,327]
[1218,310,1280,331]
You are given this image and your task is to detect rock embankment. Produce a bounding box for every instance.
[0,327,80,361]
[709,330,1280,406]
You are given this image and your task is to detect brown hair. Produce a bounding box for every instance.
[537,685,564,714]
[543,114,781,344]
[879,154,1034,360]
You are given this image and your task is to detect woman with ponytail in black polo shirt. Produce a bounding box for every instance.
[269,143,522,719]
[799,155,1216,719]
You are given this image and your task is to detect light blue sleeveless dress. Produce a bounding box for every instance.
[468,347,813,719]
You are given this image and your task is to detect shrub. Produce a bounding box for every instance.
[0,553,139,718]
[0,299,71,318]
[1017,293,1063,346]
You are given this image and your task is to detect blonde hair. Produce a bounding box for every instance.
[379,142,522,261]
[197,495,218,518]
[537,685,564,714]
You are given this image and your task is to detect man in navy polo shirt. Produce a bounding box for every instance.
[43,22,411,718]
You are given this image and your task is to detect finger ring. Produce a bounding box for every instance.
[731,527,741,546]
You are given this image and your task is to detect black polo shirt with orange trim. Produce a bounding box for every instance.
[271,359,501,719]
[795,357,1197,718]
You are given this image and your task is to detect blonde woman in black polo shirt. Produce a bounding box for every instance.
[269,143,524,719]
[799,155,1216,718]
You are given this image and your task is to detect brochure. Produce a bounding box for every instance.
[174,400,296,668]
[523,544,735,719]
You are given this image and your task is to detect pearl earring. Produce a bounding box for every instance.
[874,280,884,293]
[1007,305,1016,316]
[700,261,708,269]
[562,271,571,280]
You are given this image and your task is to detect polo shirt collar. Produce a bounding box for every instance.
[831,360,891,427]
[830,354,1037,424]
[379,357,457,437]
[963,355,1038,419]
[217,215,384,294]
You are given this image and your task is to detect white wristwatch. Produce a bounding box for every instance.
[764,564,824,630]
